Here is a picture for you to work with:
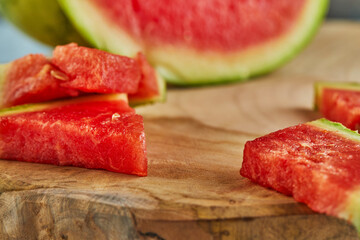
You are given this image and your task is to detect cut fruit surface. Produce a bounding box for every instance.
[241,118,360,232]
[52,43,141,94]
[58,0,328,84]
[128,53,166,105]
[0,94,147,176]
[1,54,80,108]
[315,82,360,130]
[0,44,164,108]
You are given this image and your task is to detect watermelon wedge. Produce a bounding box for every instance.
[0,43,165,108]
[0,53,80,108]
[315,82,360,130]
[129,53,166,106]
[240,118,360,232]
[51,43,141,94]
[0,94,147,176]
[58,0,328,85]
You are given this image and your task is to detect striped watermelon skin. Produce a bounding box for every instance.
[241,119,360,232]
[0,95,147,176]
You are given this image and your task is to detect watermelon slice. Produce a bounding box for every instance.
[315,82,360,130]
[0,53,80,108]
[0,44,165,108]
[240,118,360,232]
[51,43,141,94]
[0,94,147,176]
[129,53,166,105]
[58,0,328,85]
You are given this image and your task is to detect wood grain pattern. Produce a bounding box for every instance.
[1,21,360,240]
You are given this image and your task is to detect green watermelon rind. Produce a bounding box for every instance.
[57,0,329,85]
[314,82,360,110]
[0,0,89,47]
[308,118,360,143]
[0,94,128,117]
[162,0,330,86]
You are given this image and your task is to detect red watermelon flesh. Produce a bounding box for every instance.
[128,52,163,104]
[2,54,80,108]
[52,43,141,93]
[240,119,360,230]
[0,95,147,176]
[92,0,305,52]
[315,82,360,130]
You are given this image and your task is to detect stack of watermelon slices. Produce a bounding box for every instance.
[0,43,166,176]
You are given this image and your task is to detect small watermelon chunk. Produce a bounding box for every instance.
[0,94,147,176]
[128,53,166,106]
[1,54,80,108]
[315,82,360,130]
[241,118,360,231]
[52,43,141,94]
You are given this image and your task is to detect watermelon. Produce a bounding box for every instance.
[0,94,147,176]
[58,0,328,85]
[129,53,166,105]
[0,43,165,108]
[240,118,360,232]
[315,82,360,130]
[0,0,88,46]
[0,53,80,108]
[52,43,141,93]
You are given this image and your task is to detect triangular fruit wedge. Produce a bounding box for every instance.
[51,43,141,93]
[315,82,360,130]
[0,94,147,176]
[129,53,166,106]
[241,118,360,231]
[0,54,81,108]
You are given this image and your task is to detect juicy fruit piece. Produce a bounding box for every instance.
[58,0,328,84]
[315,82,360,130]
[129,53,166,105]
[1,54,79,108]
[0,0,88,46]
[0,94,147,176]
[241,118,360,231]
[52,43,141,93]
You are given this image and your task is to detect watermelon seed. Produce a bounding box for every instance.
[112,113,120,121]
[51,70,69,81]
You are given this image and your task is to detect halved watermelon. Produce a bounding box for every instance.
[315,82,360,130]
[241,118,360,232]
[0,44,165,108]
[0,94,147,176]
[58,0,328,85]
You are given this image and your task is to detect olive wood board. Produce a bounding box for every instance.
[1,21,360,240]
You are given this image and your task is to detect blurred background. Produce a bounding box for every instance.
[0,0,359,63]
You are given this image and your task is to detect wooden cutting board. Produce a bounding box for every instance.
[1,21,360,240]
